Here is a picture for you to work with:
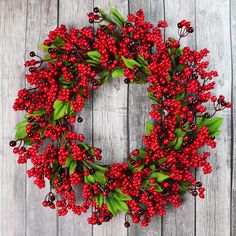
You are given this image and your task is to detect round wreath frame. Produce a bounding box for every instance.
[10,7,231,228]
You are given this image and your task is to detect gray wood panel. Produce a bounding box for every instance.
[128,1,164,235]
[58,0,93,235]
[162,1,196,236]
[231,0,236,234]
[25,1,58,235]
[92,1,129,236]
[0,0,234,236]
[0,1,28,236]
[195,1,232,236]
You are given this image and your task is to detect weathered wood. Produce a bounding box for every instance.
[24,1,58,235]
[231,0,236,234]
[0,0,235,235]
[162,1,196,236]
[92,1,129,236]
[0,1,28,235]
[128,0,164,235]
[58,0,93,235]
[195,1,232,236]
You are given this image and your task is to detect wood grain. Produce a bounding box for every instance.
[0,0,234,235]
[58,0,93,235]
[162,1,196,236]
[195,0,232,236]
[92,1,129,235]
[231,0,236,234]
[25,1,58,235]
[128,1,164,235]
[0,1,28,235]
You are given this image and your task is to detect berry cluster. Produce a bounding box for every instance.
[10,8,231,228]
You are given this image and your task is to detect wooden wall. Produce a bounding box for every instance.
[0,0,235,235]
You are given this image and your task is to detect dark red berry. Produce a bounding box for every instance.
[124,78,130,84]
[48,48,54,53]
[204,113,211,118]
[29,51,35,57]
[188,27,194,33]
[9,140,17,147]
[93,7,99,13]
[124,221,130,228]
[29,67,35,73]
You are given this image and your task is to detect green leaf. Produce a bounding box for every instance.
[112,198,129,212]
[85,59,100,65]
[157,157,167,165]
[89,162,108,172]
[24,109,46,119]
[79,143,90,150]
[87,51,101,61]
[24,138,35,146]
[197,117,224,135]
[176,48,183,57]
[207,117,224,132]
[210,130,221,138]
[94,172,106,185]
[146,121,154,136]
[44,53,52,60]
[176,92,185,101]
[40,129,45,138]
[53,99,71,120]
[169,128,186,150]
[84,174,95,184]
[110,8,125,26]
[93,193,103,207]
[113,188,132,201]
[147,91,158,102]
[149,172,169,182]
[59,77,72,85]
[54,36,65,46]
[149,164,156,171]
[112,68,124,78]
[137,55,148,66]
[40,43,56,52]
[106,197,117,216]
[135,164,144,171]
[138,148,147,158]
[69,161,77,176]
[176,64,184,71]
[121,56,141,69]
[15,126,27,140]
[62,155,73,168]
[15,121,29,130]
[155,184,163,192]
[99,9,114,24]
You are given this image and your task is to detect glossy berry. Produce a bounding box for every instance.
[77,116,83,122]
[29,51,35,57]
[93,7,99,13]
[9,140,17,147]
[124,221,130,228]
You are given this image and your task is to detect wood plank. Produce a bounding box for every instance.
[0,1,27,235]
[58,0,93,235]
[195,0,232,235]
[128,0,164,235]
[25,1,58,235]
[92,1,129,235]
[231,0,236,234]
[162,1,196,235]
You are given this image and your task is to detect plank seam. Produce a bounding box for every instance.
[24,1,29,235]
[57,1,60,236]
[229,0,234,235]
[194,1,197,236]
[161,1,165,235]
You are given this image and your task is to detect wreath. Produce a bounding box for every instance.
[9,8,231,228]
